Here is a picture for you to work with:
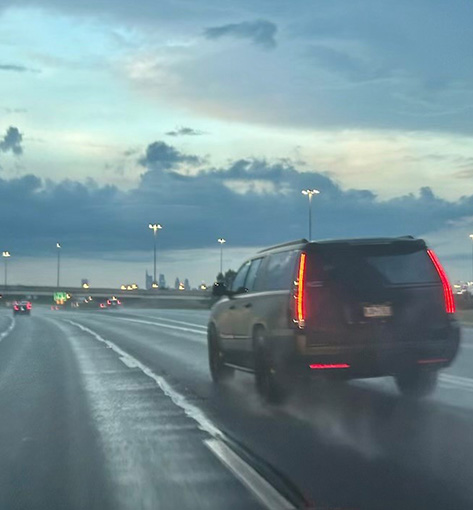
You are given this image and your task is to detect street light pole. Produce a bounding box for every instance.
[148,224,163,284]
[469,235,473,283]
[56,243,61,288]
[2,251,10,289]
[218,238,226,276]
[301,189,320,240]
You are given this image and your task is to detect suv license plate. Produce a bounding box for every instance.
[363,305,392,318]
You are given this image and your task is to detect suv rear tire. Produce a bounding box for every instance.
[254,328,288,404]
[208,325,234,383]
[395,369,438,398]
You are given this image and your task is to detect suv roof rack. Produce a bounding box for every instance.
[258,239,308,253]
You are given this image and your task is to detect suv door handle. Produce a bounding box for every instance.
[244,303,252,309]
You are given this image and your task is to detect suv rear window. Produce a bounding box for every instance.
[315,243,439,286]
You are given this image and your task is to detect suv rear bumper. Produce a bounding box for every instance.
[292,321,460,377]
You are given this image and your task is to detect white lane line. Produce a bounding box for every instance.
[0,317,15,342]
[65,320,219,434]
[65,319,295,510]
[205,439,294,510]
[440,374,473,391]
[129,314,207,330]
[113,316,206,336]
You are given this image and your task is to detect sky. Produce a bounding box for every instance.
[0,0,472,287]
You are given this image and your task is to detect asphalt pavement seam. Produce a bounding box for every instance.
[63,319,295,510]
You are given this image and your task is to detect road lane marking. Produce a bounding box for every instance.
[205,439,294,510]
[440,374,473,391]
[65,319,295,510]
[113,316,206,336]
[65,320,220,434]
[126,314,207,331]
[0,317,15,342]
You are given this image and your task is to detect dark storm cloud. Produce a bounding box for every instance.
[0,126,23,155]
[138,141,202,170]
[204,20,277,48]
[165,127,205,137]
[0,64,39,73]
[2,140,473,258]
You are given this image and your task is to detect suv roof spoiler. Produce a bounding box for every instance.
[258,236,423,254]
[258,238,308,253]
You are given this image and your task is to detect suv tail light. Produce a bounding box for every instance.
[14,305,19,311]
[292,252,307,328]
[27,303,32,310]
[427,249,456,314]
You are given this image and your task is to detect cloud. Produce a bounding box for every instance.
[1,107,28,114]
[1,140,473,272]
[165,127,206,137]
[204,20,277,49]
[0,63,40,73]
[138,141,202,170]
[0,126,23,155]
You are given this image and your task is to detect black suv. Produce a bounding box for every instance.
[208,237,460,402]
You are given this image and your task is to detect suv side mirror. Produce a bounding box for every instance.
[212,282,228,297]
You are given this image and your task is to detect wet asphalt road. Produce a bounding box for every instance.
[0,306,472,510]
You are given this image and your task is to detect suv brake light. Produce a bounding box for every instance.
[292,252,307,328]
[427,249,456,314]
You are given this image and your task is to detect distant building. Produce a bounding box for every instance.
[145,270,153,290]
[174,277,180,290]
[159,273,166,289]
[184,278,190,291]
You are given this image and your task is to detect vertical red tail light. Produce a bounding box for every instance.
[427,249,456,314]
[293,252,307,328]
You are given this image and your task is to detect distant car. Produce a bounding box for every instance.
[107,297,122,308]
[13,300,32,315]
[208,237,460,403]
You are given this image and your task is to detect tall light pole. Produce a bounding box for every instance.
[56,243,61,288]
[301,189,320,240]
[218,238,226,276]
[469,234,473,283]
[148,223,163,284]
[2,251,10,289]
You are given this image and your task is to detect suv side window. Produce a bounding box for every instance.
[260,250,298,291]
[231,260,251,292]
[245,258,263,292]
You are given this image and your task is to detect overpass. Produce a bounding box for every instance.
[0,285,213,309]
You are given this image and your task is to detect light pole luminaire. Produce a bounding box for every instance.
[149,223,163,284]
[2,251,10,289]
[218,238,226,276]
[301,189,320,240]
